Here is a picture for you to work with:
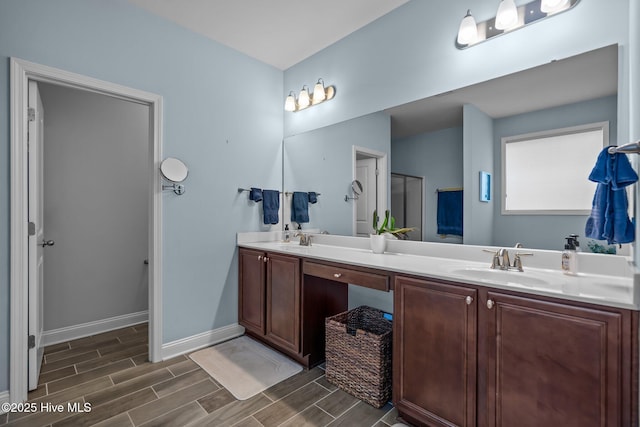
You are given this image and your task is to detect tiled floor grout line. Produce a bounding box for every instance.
[313,403,335,420]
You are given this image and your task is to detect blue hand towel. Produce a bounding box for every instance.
[291,191,309,223]
[308,192,318,204]
[437,190,463,236]
[262,190,280,225]
[249,187,263,202]
[585,148,637,244]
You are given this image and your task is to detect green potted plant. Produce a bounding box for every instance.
[371,210,414,253]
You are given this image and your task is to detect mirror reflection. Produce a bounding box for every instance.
[284,44,623,251]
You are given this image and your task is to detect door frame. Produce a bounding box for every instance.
[352,146,387,235]
[9,58,164,403]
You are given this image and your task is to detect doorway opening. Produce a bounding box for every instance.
[352,146,387,236]
[9,58,163,403]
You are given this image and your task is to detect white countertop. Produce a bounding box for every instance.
[237,232,639,310]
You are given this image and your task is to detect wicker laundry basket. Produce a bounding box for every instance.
[325,306,392,408]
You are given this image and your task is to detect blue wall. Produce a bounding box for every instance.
[463,104,495,245]
[0,0,283,393]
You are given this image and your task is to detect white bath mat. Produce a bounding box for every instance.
[189,335,303,400]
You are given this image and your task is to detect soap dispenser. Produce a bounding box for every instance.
[284,224,290,243]
[561,235,579,275]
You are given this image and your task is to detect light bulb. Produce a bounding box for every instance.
[495,0,518,30]
[312,79,326,104]
[457,10,478,45]
[284,92,297,112]
[298,86,310,109]
[541,0,570,13]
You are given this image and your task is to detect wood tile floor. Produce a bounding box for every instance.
[1,324,400,427]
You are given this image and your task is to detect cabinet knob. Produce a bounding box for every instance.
[263,257,269,263]
[465,296,473,305]
[258,255,263,261]
[333,273,342,278]
[487,299,494,309]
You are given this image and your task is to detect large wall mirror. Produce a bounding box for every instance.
[284,44,625,251]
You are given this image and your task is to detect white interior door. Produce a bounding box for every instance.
[355,158,378,236]
[28,80,46,390]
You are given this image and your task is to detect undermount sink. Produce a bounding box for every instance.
[448,267,554,288]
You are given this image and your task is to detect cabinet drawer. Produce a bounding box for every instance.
[303,261,389,292]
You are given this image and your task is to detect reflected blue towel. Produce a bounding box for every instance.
[585,147,637,244]
[437,190,463,236]
[308,192,318,204]
[262,190,280,225]
[291,191,309,223]
[249,187,262,202]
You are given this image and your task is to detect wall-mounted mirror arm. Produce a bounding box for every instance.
[162,183,185,195]
[160,157,188,196]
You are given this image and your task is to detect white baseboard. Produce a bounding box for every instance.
[42,311,149,346]
[161,323,245,360]
[0,390,9,414]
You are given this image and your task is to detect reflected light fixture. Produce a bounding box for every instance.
[495,0,518,30]
[284,78,336,112]
[457,10,478,45]
[541,0,570,13]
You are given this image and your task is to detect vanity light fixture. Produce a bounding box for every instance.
[456,0,580,49]
[298,85,311,109]
[284,78,336,112]
[284,91,297,112]
[457,10,478,45]
[312,79,327,104]
[541,0,570,13]
[495,0,519,30]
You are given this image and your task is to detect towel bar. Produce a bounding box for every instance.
[608,141,640,154]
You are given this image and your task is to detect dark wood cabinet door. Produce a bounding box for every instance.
[266,252,301,353]
[394,276,477,427]
[485,292,623,427]
[238,248,265,335]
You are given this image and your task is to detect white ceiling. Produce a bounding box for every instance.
[127,0,409,70]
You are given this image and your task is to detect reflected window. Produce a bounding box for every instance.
[502,122,608,214]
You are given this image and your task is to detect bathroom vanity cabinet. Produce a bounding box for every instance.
[238,248,302,358]
[394,274,637,427]
[238,243,638,427]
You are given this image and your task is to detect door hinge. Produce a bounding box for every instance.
[375,168,379,176]
[28,222,36,236]
[28,108,36,122]
[28,335,35,349]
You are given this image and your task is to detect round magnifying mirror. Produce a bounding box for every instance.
[160,157,188,183]
[351,180,363,195]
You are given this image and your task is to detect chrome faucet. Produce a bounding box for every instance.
[498,248,510,270]
[294,231,312,246]
[484,247,533,271]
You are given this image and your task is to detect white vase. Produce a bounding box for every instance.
[370,234,387,254]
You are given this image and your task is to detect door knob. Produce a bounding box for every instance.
[40,239,55,247]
